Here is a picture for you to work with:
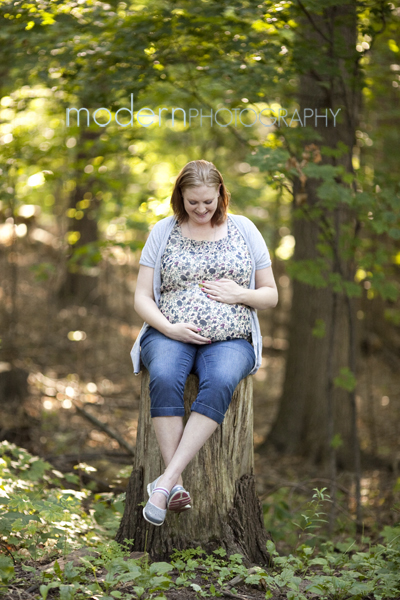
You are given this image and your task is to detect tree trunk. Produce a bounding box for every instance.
[116,368,272,566]
[265,2,362,469]
[57,128,102,305]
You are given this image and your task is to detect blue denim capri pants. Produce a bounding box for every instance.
[140,326,256,425]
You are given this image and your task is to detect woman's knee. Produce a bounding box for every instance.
[196,340,255,383]
[191,380,235,424]
[200,357,253,392]
[148,369,187,416]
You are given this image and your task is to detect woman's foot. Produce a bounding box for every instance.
[150,489,168,510]
[168,485,192,512]
[143,486,169,526]
[149,473,180,509]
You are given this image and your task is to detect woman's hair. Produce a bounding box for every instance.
[171,160,230,226]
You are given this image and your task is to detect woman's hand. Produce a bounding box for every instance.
[200,279,244,305]
[166,322,211,344]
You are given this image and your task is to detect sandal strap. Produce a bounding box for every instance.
[151,486,170,499]
[171,485,185,492]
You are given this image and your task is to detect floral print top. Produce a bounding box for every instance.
[159,219,253,343]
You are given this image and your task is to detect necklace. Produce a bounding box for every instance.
[187,219,217,242]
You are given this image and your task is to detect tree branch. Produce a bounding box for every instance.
[72,401,135,456]
[296,0,332,44]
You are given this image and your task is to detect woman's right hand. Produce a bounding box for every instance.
[165,322,211,344]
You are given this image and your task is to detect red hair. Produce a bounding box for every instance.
[170,160,230,226]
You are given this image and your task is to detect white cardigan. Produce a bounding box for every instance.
[130,213,271,375]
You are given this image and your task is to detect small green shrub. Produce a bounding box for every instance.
[1,444,400,600]
[0,441,124,560]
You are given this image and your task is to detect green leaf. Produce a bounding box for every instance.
[0,555,14,584]
[388,227,400,239]
[63,562,81,582]
[40,582,60,600]
[64,473,80,484]
[330,433,343,449]
[312,318,326,338]
[342,280,362,298]
[149,562,173,575]
[380,525,400,544]
[60,585,75,600]
[286,258,328,288]
[333,367,357,392]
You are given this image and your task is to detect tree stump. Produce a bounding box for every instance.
[116,368,272,565]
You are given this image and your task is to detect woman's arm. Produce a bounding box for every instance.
[241,266,278,310]
[134,265,211,343]
[199,266,278,310]
[134,265,172,335]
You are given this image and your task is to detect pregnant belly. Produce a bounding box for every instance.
[159,286,252,342]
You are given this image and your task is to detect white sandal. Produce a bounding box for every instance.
[147,477,192,513]
[143,486,169,526]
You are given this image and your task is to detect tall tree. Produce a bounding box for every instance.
[260,0,395,470]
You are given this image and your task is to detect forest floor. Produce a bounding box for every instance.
[0,238,399,598]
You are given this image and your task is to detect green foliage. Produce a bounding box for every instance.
[291,488,331,547]
[334,367,357,392]
[1,451,400,599]
[286,258,329,288]
[0,441,124,561]
[262,533,400,600]
[311,318,326,338]
[263,486,343,551]
[252,137,400,311]
[34,542,175,600]
[330,433,344,450]
[29,262,57,283]
[0,555,14,584]
[261,489,400,600]
[170,547,267,597]
[67,549,174,600]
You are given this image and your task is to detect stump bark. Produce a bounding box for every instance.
[116,368,272,565]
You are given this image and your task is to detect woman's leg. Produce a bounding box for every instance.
[152,416,185,486]
[191,338,256,422]
[149,412,219,508]
[149,339,255,509]
[140,327,196,488]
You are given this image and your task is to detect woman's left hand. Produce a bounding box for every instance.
[200,279,244,305]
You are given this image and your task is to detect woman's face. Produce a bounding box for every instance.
[182,184,221,226]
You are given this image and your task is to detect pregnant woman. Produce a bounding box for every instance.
[131,159,278,526]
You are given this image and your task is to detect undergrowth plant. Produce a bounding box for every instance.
[262,485,339,550]
[292,487,332,547]
[38,544,174,600]
[1,442,400,600]
[0,440,124,587]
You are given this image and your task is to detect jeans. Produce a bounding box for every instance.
[140,326,256,425]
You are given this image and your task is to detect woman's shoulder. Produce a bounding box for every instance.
[152,215,176,228]
[148,215,177,236]
[229,214,268,253]
[140,216,177,267]
[228,214,259,232]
